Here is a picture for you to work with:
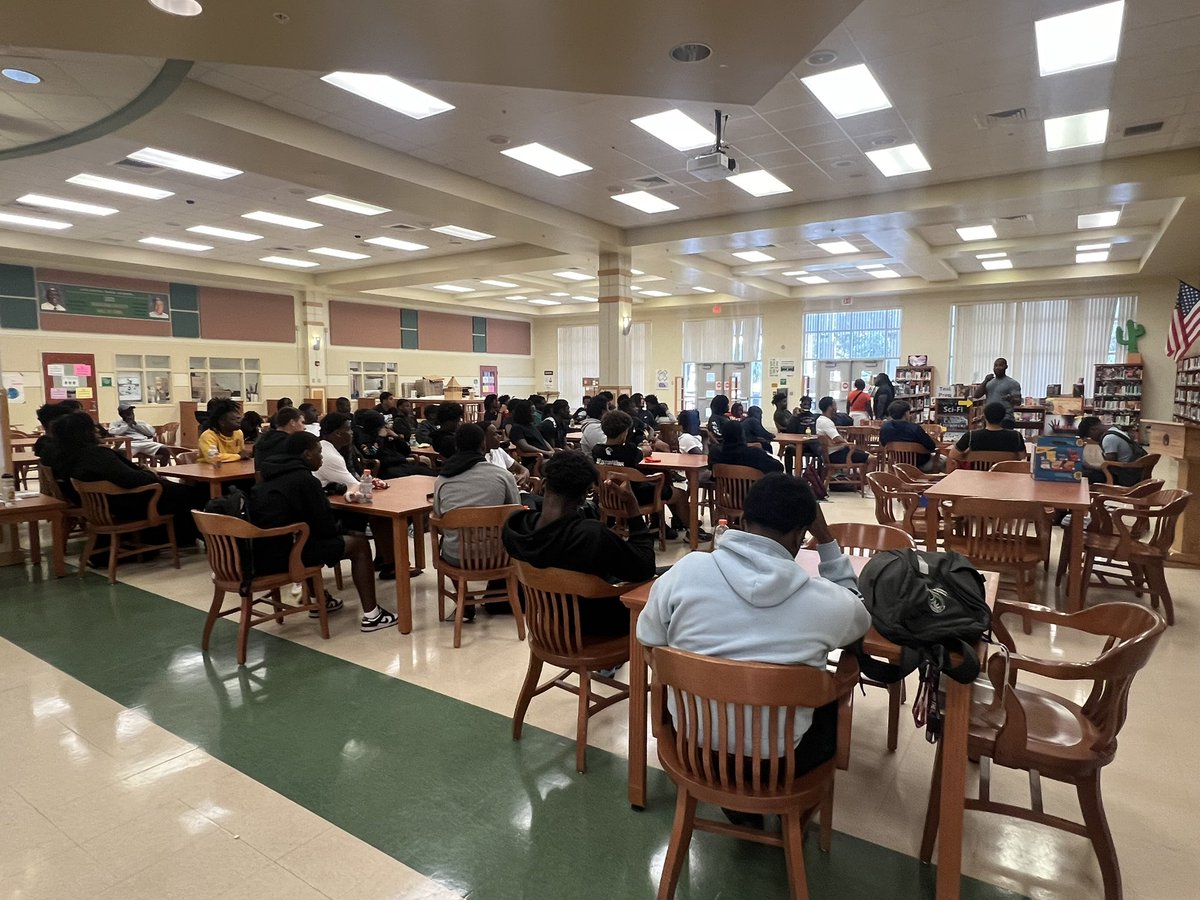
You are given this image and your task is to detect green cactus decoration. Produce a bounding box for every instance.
[1115,319,1145,354]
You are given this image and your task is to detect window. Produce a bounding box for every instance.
[115,354,171,405]
[400,309,418,350]
[949,295,1136,396]
[682,316,764,411]
[556,323,648,402]
[189,357,261,402]
[472,316,487,353]
[349,360,398,399]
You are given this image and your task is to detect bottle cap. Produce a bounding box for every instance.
[718,518,728,526]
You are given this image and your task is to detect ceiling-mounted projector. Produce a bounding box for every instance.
[688,109,738,182]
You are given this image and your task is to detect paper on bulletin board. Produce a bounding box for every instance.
[75,387,94,399]
[50,388,68,400]
[60,375,80,389]
[74,364,92,376]
[46,364,65,377]
[3,372,26,404]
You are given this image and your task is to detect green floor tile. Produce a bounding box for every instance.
[0,568,1023,900]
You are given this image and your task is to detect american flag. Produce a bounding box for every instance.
[1166,281,1200,361]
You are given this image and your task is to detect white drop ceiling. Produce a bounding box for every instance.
[0,0,1198,317]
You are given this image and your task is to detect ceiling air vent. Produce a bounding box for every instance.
[632,175,671,188]
[387,222,421,231]
[999,214,1033,224]
[976,107,1031,129]
[1123,121,1164,137]
[114,157,164,173]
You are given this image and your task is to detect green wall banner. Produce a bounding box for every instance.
[37,281,171,320]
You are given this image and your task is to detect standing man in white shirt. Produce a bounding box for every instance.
[109,403,170,465]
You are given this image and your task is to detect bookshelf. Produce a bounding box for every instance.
[1012,405,1046,439]
[1173,356,1200,426]
[1094,362,1143,434]
[894,365,934,419]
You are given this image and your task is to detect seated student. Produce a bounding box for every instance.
[538,398,573,449]
[298,403,321,436]
[276,397,294,411]
[251,432,397,631]
[648,395,677,425]
[729,402,747,421]
[354,410,423,478]
[335,396,353,416]
[880,400,940,472]
[579,395,609,455]
[317,413,395,579]
[255,406,306,469]
[1078,416,1146,485]
[415,404,440,445]
[503,451,656,637]
[632,393,657,427]
[815,396,869,465]
[392,398,418,441]
[373,392,397,425]
[637,474,870,815]
[60,399,111,441]
[707,394,731,447]
[507,399,554,462]
[571,396,591,426]
[433,424,521,566]
[431,402,465,458]
[51,410,202,547]
[197,400,252,465]
[592,410,700,541]
[741,405,775,449]
[484,423,532,487]
[946,401,1025,471]
[108,403,171,464]
[710,420,785,476]
[482,393,501,424]
[32,401,78,470]
[616,396,651,445]
[239,411,264,445]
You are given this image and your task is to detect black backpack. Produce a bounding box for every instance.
[1104,429,1148,486]
[203,486,256,597]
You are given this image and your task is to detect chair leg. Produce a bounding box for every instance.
[782,810,811,900]
[333,562,344,591]
[166,520,180,569]
[201,586,224,651]
[1146,562,1175,626]
[270,588,284,625]
[236,593,252,666]
[886,681,903,752]
[437,571,447,623]
[311,576,330,639]
[920,740,944,863]
[511,653,544,741]
[1056,525,1071,587]
[576,668,591,773]
[453,577,466,649]
[819,780,835,852]
[1077,772,1122,900]
[508,575,526,641]
[657,790,697,900]
[78,530,96,579]
[107,533,119,584]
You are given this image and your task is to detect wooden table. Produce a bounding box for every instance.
[329,474,436,634]
[163,459,257,499]
[621,551,999,900]
[11,434,133,457]
[923,469,1090,611]
[636,452,709,549]
[0,494,68,577]
[565,431,582,448]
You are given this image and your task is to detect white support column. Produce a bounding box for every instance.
[301,291,328,401]
[597,251,633,398]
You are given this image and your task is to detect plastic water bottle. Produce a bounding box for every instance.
[206,447,221,468]
[358,473,374,503]
[1,473,14,504]
[712,518,729,548]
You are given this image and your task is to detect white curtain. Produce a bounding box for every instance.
[682,316,763,362]
[630,322,649,393]
[556,322,648,400]
[950,295,1135,395]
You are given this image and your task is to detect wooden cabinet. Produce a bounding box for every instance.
[1143,419,1200,565]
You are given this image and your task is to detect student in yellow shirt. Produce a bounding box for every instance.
[198,400,253,464]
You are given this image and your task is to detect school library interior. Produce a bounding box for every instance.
[1,1,1200,898]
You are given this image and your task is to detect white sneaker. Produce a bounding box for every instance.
[361,609,398,632]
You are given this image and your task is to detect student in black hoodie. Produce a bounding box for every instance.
[254,406,306,470]
[710,420,785,475]
[503,451,655,637]
[251,432,397,632]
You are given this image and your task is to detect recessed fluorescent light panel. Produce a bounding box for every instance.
[975,252,1007,260]
[67,173,173,200]
[501,142,591,176]
[127,147,241,179]
[2,67,41,84]
[865,143,932,177]
[0,211,72,230]
[364,236,428,251]
[639,290,671,297]
[782,270,809,277]
[260,255,319,268]
[480,279,519,288]
[1076,242,1111,252]
[1078,210,1120,229]
[431,225,495,241]
[1036,1,1125,77]
[858,264,885,271]
[866,269,902,279]
[612,191,679,214]
[732,250,775,263]
[16,194,117,216]
[572,295,599,303]
[138,236,212,251]
[630,269,644,276]
[187,225,262,242]
[800,64,892,119]
[505,295,527,301]
[554,270,594,282]
[306,194,390,216]
[815,241,858,255]
[798,275,829,285]
[1045,109,1110,151]
[432,284,473,293]
[548,291,570,297]
[309,247,370,260]
[727,170,792,197]
[630,109,715,151]
[981,259,1014,270]
[321,71,454,119]
[693,286,716,293]
[956,225,997,241]
[527,298,561,306]
[1076,251,1110,263]
[148,0,204,16]
[242,210,322,230]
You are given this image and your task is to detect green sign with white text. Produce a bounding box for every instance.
[37,281,171,321]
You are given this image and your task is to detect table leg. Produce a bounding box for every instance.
[627,607,648,809]
[412,512,427,571]
[50,512,65,578]
[925,497,940,552]
[392,513,413,634]
[27,520,41,567]
[1065,509,1085,613]
[934,677,970,900]
[687,470,699,551]
[209,481,223,500]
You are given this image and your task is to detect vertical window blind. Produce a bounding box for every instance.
[682,316,763,363]
[950,295,1136,396]
[556,323,648,400]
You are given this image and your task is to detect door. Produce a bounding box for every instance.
[479,365,498,397]
[722,362,750,409]
[816,359,882,404]
[42,352,99,419]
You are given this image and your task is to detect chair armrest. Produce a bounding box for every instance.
[282,522,312,583]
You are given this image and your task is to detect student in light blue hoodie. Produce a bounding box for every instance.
[637,473,870,779]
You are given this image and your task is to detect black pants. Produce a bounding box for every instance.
[829,447,869,465]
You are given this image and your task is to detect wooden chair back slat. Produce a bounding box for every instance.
[71,479,163,527]
[514,561,626,658]
[712,464,763,527]
[429,504,521,572]
[865,471,923,538]
[958,450,1025,471]
[807,522,915,555]
[881,440,929,472]
[944,497,1043,565]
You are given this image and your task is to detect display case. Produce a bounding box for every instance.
[1094,362,1143,435]
[894,365,934,419]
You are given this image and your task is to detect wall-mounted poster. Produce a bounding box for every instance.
[3,372,25,404]
[38,281,171,321]
[117,373,143,402]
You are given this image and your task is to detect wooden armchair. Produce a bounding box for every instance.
[866,471,931,546]
[952,450,1026,472]
[815,434,867,497]
[37,463,86,547]
[512,561,643,773]
[595,468,667,549]
[892,463,943,485]
[154,421,181,445]
[989,459,1031,473]
[881,440,936,474]
[71,479,180,584]
[192,510,328,665]
[429,504,524,648]
[712,463,763,530]
[1100,453,1159,486]
[806,522,914,556]
[649,646,859,900]
[921,600,1166,900]
[1056,480,1164,588]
